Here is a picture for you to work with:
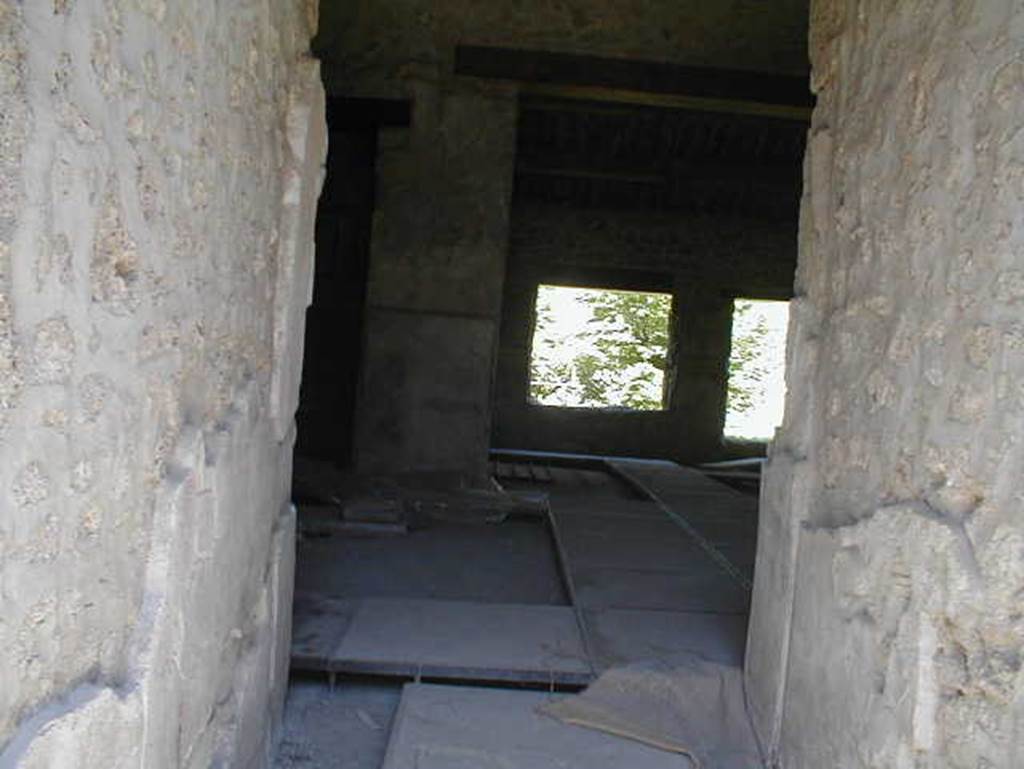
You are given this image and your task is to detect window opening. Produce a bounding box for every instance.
[725,298,790,440]
[529,284,672,411]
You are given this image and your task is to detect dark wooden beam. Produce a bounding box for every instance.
[326,97,412,129]
[455,45,814,114]
[519,92,810,126]
[532,266,675,294]
[515,156,802,187]
[523,85,811,121]
[517,163,665,186]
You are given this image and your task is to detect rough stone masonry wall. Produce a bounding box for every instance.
[0,1,325,767]
[747,1,1024,767]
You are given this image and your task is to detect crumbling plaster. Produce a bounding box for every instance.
[748,1,1024,767]
[0,1,325,767]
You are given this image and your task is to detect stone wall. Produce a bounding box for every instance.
[493,202,795,462]
[747,1,1024,766]
[315,0,809,97]
[0,1,325,767]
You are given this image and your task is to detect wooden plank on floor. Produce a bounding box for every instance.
[381,684,683,769]
[306,597,592,685]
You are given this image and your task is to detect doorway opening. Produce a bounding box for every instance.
[281,26,810,769]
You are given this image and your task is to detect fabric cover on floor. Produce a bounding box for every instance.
[538,654,763,768]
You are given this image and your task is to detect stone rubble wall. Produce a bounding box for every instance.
[0,1,325,766]
[747,1,1024,767]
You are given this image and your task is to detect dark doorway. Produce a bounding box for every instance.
[295,97,410,466]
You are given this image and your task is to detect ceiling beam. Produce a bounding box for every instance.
[517,163,665,185]
[515,156,802,187]
[455,45,814,120]
[520,84,812,121]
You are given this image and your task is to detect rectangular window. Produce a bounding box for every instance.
[725,298,790,439]
[528,284,671,411]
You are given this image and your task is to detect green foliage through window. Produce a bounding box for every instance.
[724,299,790,439]
[528,285,671,411]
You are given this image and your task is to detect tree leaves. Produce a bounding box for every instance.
[726,299,772,416]
[529,286,670,410]
[530,289,787,436]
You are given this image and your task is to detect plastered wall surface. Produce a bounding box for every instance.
[0,1,325,766]
[747,1,1024,766]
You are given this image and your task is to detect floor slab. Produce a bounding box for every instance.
[291,593,355,670]
[573,565,750,613]
[275,679,402,769]
[552,513,712,571]
[585,608,748,670]
[296,518,568,606]
[293,595,593,685]
[605,458,758,586]
[381,684,683,769]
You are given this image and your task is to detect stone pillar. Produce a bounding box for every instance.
[747,2,1024,767]
[671,284,733,462]
[354,80,517,480]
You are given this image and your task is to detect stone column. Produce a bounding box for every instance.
[354,79,517,480]
[671,284,733,462]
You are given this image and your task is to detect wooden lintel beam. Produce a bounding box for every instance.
[455,45,814,119]
[521,84,812,122]
[516,164,666,185]
[515,157,801,187]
